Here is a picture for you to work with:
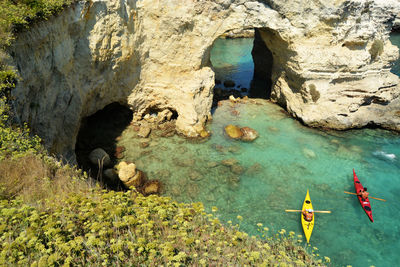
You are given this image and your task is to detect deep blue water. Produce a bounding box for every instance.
[119,34,400,267]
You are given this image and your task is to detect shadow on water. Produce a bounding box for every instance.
[75,102,132,189]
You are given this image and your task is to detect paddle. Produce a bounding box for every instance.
[344,191,386,202]
[285,209,331,213]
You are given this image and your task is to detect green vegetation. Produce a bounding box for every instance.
[0,0,75,47]
[0,183,325,266]
[0,1,328,266]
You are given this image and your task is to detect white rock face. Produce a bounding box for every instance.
[8,0,400,161]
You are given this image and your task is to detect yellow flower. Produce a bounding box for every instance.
[211,206,218,212]
[257,223,263,227]
[237,215,243,220]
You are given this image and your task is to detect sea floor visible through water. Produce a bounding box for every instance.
[118,98,400,267]
[85,35,400,267]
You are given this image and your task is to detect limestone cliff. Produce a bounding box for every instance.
[9,0,400,161]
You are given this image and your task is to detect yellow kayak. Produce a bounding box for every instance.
[301,190,314,243]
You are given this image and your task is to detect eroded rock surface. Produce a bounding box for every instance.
[8,0,400,161]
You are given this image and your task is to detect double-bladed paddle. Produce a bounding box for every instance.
[285,209,331,213]
[344,191,386,202]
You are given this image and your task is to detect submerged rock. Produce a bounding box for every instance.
[224,80,235,87]
[240,127,258,142]
[303,148,316,159]
[224,125,243,139]
[142,180,162,196]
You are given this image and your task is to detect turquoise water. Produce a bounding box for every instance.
[210,38,254,90]
[118,36,400,267]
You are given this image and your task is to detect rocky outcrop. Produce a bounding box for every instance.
[8,0,400,161]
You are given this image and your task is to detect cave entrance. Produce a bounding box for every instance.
[75,102,133,189]
[210,28,273,106]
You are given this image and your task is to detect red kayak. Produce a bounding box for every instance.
[353,169,373,222]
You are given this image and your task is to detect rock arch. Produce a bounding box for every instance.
[8,0,400,161]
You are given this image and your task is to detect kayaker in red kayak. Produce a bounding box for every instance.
[357,187,369,201]
[302,209,314,222]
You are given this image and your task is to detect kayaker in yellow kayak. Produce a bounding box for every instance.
[302,209,314,222]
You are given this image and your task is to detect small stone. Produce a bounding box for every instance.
[240,127,258,142]
[140,142,149,148]
[138,126,151,138]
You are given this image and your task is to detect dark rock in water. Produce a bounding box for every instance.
[215,79,221,85]
[155,169,171,179]
[224,124,243,139]
[224,80,235,87]
[189,170,203,181]
[175,158,196,167]
[114,146,126,159]
[207,161,219,168]
[227,145,240,154]
[211,143,225,153]
[139,142,149,148]
[221,158,238,166]
[246,162,263,175]
[241,87,247,92]
[231,109,240,116]
[240,127,258,142]
[231,164,244,174]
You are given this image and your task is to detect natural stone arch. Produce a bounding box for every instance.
[8,0,400,162]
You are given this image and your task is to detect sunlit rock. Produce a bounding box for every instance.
[118,162,136,182]
[138,126,151,138]
[240,127,259,142]
[124,170,145,188]
[142,180,162,196]
[224,125,243,139]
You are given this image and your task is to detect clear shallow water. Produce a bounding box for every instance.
[118,36,400,267]
[210,38,254,91]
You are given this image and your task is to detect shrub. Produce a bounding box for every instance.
[0,189,325,266]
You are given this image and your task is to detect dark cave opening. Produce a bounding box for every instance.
[75,102,133,189]
[250,28,273,99]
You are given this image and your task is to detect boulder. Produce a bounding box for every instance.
[224,124,243,139]
[104,168,118,182]
[240,127,259,142]
[89,148,111,167]
[118,162,137,182]
[123,170,145,188]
